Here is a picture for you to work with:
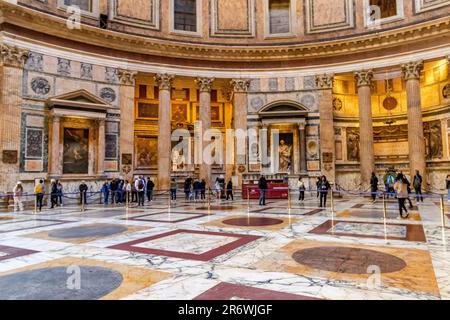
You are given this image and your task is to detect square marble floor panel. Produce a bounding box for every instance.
[338,209,421,221]
[108,229,261,261]
[309,220,427,242]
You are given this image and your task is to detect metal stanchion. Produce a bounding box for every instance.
[247,188,250,208]
[382,193,387,220]
[207,188,211,213]
[440,195,446,229]
[168,190,171,209]
[330,188,335,215]
[288,187,291,210]
[126,191,129,209]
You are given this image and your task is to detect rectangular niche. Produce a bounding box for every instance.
[305,0,354,34]
[57,0,99,17]
[111,0,160,29]
[364,0,404,27]
[25,128,44,159]
[63,128,89,174]
[414,0,450,13]
[210,0,255,37]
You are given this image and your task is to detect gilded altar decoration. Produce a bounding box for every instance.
[63,128,89,174]
[443,83,450,99]
[333,97,343,111]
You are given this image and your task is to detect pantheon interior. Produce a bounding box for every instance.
[0,0,449,301]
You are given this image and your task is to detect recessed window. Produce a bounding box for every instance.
[369,0,397,19]
[174,0,197,32]
[365,0,403,27]
[58,0,98,17]
[269,0,291,34]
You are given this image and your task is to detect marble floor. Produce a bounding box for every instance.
[0,194,448,300]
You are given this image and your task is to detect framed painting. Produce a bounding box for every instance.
[136,101,159,120]
[194,103,224,124]
[172,103,188,123]
[63,128,89,174]
[135,136,158,169]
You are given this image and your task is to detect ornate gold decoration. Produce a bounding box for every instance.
[0,43,29,68]
[333,97,343,111]
[354,70,374,87]
[195,77,215,93]
[118,69,137,86]
[442,83,450,99]
[154,73,175,90]
[401,61,424,80]
[315,74,334,89]
[230,79,250,93]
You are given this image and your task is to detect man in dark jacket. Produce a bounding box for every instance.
[79,181,88,205]
[50,180,58,209]
[200,179,206,200]
[370,172,378,202]
[318,176,330,208]
[413,170,424,203]
[258,176,268,206]
[146,178,155,202]
[226,180,233,200]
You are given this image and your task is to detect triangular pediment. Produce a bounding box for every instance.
[47,89,110,112]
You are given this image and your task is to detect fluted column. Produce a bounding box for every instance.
[97,119,105,175]
[155,73,174,190]
[402,61,426,186]
[299,123,307,173]
[195,77,214,187]
[315,74,335,182]
[231,79,250,187]
[118,69,137,180]
[355,70,375,189]
[0,44,29,192]
[49,115,62,176]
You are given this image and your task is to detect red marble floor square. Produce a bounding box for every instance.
[108,229,261,261]
[309,220,426,242]
[124,212,209,223]
[194,282,319,300]
[0,245,38,262]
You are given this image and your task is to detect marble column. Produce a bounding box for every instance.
[97,119,105,175]
[354,70,375,189]
[49,115,62,176]
[293,124,300,174]
[195,77,214,187]
[230,79,250,187]
[299,123,307,173]
[155,73,174,190]
[315,74,335,182]
[118,69,137,180]
[402,61,426,186]
[0,44,29,192]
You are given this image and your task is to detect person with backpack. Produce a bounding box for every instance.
[298,177,305,202]
[385,170,396,198]
[258,176,268,206]
[101,180,110,205]
[13,181,24,212]
[34,180,45,212]
[394,173,409,218]
[79,181,88,205]
[56,180,63,206]
[135,176,145,206]
[226,179,234,201]
[50,179,58,209]
[413,170,424,203]
[146,177,155,202]
[370,172,379,202]
[318,176,331,208]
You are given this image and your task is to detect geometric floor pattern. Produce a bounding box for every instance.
[0,194,449,300]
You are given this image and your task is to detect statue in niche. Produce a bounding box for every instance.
[278,140,292,172]
[171,148,185,171]
[347,129,360,161]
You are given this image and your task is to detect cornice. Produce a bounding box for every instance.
[0,2,449,63]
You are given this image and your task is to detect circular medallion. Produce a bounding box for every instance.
[100,87,116,103]
[223,217,284,227]
[382,96,398,111]
[31,77,51,95]
[442,83,450,99]
[292,246,407,274]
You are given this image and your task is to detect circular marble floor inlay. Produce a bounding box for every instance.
[48,225,128,239]
[292,246,407,274]
[223,217,284,227]
[0,266,123,300]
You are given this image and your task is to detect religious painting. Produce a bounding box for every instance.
[277,132,293,172]
[194,103,224,124]
[63,128,89,174]
[136,102,159,119]
[172,104,188,123]
[346,128,360,161]
[135,136,158,168]
[122,153,132,165]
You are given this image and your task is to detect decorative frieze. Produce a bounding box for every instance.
[118,69,137,86]
[195,77,215,93]
[230,79,250,93]
[315,74,334,89]
[0,44,29,68]
[354,70,374,87]
[25,52,44,72]
[154,73,175,90]
[80,63,93,80]
[401,61,424,80]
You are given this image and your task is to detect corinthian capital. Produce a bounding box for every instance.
[0,44,29,68]
[315,73,334,89]
[195,77,215,93]
[118,69,137,86]
[230,79,250,93]
[154,73,175,90]
[401,61,424,80]
[354,70,374,87]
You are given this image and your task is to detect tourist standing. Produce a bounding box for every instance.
[131,178,138,203]
[136,176,145,206]
[79,181,88,205]
[403,173,414,209]
[316,177,321,198]
[370,172,378,202]
[146,177,155,202]
[226,179,234,201]
[50,179,58,209]
[34,180,45,212]
[101,180,110,205]
[13,181,24,212]
[215,178,222,200]
[413,170,424,203]
[110,179,118,204]
[184,178,192,201]
[385,170,396,198]
[200,179,206,200]
[318,176,331,208]
[123,180,132,204]
[298,177,305,202]
[170,179,177,202]
[193,179,201,201]
[56,180,63,206]
[258,176,268,206]
[394,174,409,218]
